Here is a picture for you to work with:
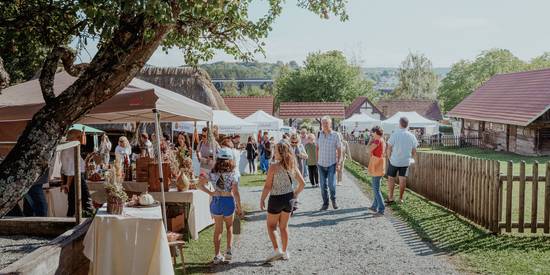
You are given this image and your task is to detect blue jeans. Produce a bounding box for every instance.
[302,160,309,178]
[318,164,337,205]
[370,176,385,213]
[23,184,48,217]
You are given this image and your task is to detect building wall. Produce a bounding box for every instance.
[462,119,538,156]
[358,102,382,120]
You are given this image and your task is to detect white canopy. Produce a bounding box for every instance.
[243,110,284,131]
[0,71,213,123]
[173,110,257,134]
[382,111,439,135]
[342,113,381,133]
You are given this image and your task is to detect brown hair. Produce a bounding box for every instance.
[211,159,236,173]
[220,137,234,148]
[371,126,384,136]
[276,142,296,172]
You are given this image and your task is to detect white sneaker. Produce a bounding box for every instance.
[282,251,290,260]
[266,250,283,262]
[224,249,232,261]
[213,254,224,264]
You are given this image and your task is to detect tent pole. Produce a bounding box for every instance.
[153,109,168,231]
[191,121,196,159]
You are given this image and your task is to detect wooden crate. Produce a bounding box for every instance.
[148,162,171,192]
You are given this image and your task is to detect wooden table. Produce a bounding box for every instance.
[83,205,174,275]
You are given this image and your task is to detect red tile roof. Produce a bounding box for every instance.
[278,102,345,119]
[222,96,274,118]
[345,96,385,118]
[376,99,443,121]
[448,69,550,126]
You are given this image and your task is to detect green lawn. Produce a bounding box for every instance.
[420,147,550,225]
[239,173,267,188]
[174,224,223,275]
[420,147,550,175]
[345,160,550,275]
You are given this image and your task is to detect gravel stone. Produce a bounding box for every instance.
[0,235,51,270]
[211,171,460,274]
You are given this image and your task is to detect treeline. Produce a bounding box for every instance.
[199,61,299,79]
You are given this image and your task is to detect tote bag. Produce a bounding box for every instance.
[368,141,386,177]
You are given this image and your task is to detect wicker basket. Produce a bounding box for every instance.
[107,196,124,215]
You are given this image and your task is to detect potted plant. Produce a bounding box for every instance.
[104,168,128,214]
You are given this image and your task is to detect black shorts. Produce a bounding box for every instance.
[268,192,294,214]
[387,163,409,177]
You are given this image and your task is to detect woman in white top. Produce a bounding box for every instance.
[115,136,131,165]
[260,140,305,262]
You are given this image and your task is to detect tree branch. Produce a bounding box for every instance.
[0,57,9,93]
[39,47,89,104]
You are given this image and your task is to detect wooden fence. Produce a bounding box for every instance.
[346,135,481,149]
[407,153,501,233]
[348,145,550,235]
[500,161,550,234]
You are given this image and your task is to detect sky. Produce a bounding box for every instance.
[79,0,550,67]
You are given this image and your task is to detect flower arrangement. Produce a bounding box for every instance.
[104,168,128,214]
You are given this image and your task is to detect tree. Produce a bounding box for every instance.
[275,50,375,106]
[438,49,526,111]
[0,0,348,216]
[392,53,439,100]
[223,79,239,96]
[529,52,550,70]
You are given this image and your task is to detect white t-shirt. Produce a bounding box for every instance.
[231,148,241,177]
[388,128,419,167]
[60,147,85,176]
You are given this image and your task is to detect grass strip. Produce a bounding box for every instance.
[345,159,550,275]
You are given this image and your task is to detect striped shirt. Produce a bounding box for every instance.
[317,130,342,167]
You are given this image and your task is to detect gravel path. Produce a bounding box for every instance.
[0,235,51,270]
[210,171,460,275]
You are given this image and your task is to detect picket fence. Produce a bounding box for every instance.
[348,144,550,235]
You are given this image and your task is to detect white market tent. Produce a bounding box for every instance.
[244,110,284,131]
[0,71,213,123]
[173,110,257,134]
[0,71,213,229]
[342,113,381,133]
[382,111,439,135]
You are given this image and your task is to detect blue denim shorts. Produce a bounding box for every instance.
[210,196,235,217]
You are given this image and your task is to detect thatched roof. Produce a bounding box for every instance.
[137,67,228,111]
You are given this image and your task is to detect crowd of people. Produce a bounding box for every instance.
[194,115,419,265]
[7,114,418,267]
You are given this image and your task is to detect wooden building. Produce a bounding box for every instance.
[376,99,443,121]
[448,69,550,156]
[345,96,385,119]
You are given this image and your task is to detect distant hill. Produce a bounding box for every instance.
[198,61,450,91]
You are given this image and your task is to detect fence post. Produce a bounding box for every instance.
[518,161,526,233]
[531,161,539,233]
[544,161,550,234]
[491,160,500,233]
[505,161,513,233]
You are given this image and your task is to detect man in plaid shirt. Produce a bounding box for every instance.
[316,116,342,210]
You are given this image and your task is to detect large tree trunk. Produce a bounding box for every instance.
[0,16,171,216]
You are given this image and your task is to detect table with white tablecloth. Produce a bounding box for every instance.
[150,189,213,240]
[83,205,174,275]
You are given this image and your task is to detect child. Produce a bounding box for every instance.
[198,148,242,264]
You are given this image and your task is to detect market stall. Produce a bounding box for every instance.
[244,110,284,131]
[342,113,381,133]
[173,110,257,135]
[382,111,439,135]
[0,72,215,273]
